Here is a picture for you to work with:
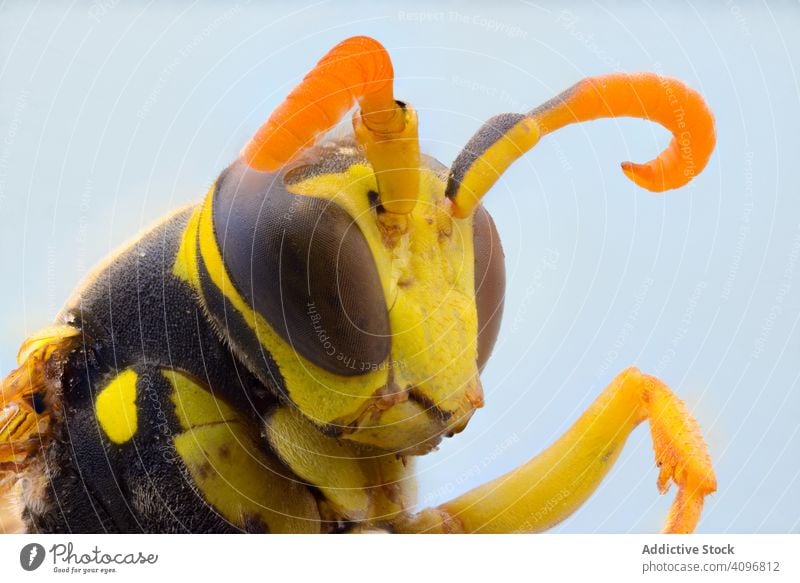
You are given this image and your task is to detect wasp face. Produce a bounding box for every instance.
[197,35,713,456]
[203,140,505,454]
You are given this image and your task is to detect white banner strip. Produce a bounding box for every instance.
[1,534,797,582]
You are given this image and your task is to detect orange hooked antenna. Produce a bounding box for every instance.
[447,73,716,218]
[242,36,420,215]
[242,36,398,170]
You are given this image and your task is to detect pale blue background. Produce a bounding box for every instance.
[1,1,798,533]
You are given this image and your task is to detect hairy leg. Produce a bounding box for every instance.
[393,368,716,534]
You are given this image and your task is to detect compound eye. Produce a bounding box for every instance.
[473,205,506,370]
[214,162,390,375]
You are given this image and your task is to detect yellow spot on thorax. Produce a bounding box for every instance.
[95,369,138,444]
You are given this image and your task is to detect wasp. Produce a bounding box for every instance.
[1,36,717,534]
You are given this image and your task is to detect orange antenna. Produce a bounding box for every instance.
[447,73,716,218]
[242,36,399,170]
[242,36,420,215]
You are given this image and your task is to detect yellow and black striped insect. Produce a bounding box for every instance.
[1,36,717,534]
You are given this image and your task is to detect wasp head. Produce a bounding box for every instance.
[197,35,713,454]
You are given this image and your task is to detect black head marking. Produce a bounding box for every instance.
[212,160,391,376]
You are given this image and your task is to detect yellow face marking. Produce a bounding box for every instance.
[193,186,389,427]
[184,156,484,451]
[385,189,481,417]
[162,369,321,533]
[287,163,396,302]
[95,369,138,445]
[265,406,414,521]
[290,163,483,448]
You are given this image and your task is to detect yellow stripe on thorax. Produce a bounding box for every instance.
[165,369,238,429]
[162,369,320,533]
[172,205,201,287]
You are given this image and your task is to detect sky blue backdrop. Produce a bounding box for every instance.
[1,1,798,533]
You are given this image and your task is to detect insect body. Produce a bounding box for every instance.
[1,36,716,533]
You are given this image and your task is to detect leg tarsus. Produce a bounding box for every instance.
[663,487,706,535]
[640,372,716,533]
